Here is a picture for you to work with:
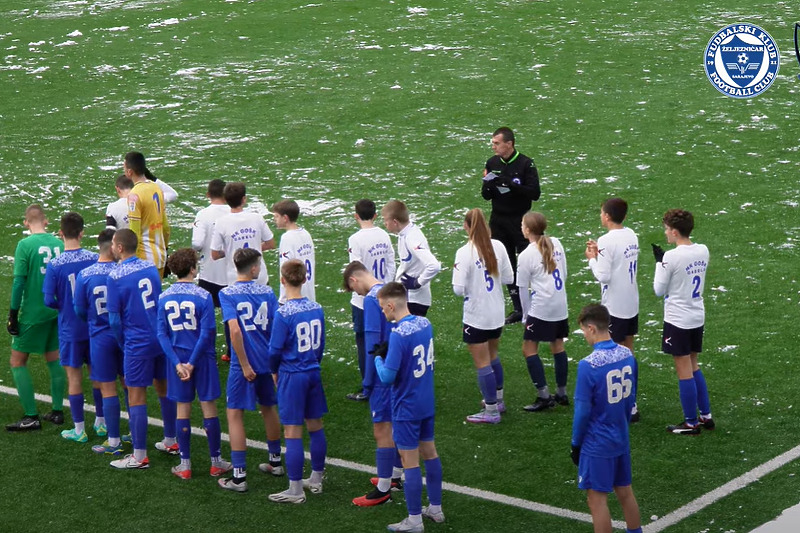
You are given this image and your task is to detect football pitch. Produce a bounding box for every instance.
[1,1,800,532]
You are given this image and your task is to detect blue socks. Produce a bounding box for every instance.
[92,388,104,418]
[159,396,177,439]
[477,366,497,404]
[694,369,711,416]
[203,417,221,458]
[490,358,504,390]
[177,418,191,460]
[285,438,304,481]
[103,396,121,439]
[267,438,282,457]
[627,528,643,533]
[404,466,423,516]
[525,354,547,389]
[554,351,568,388]
[129,404,148,451]
[68,393,84,423]
[376,447,395,480]
[424,458,443,506]
[231,450,247,475]
[309,428,327,473]
[678,378,698,424]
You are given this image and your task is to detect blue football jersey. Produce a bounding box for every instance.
[220,281,278,374]
[157,282,216,366]
[268,297,325,374]
[106,256,163,358]
[74,260,116,337]
[43,248,99,341]
[363,284,391,390]
[383,314,435,421]
[573,340,638,457]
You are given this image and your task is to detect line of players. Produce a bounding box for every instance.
[5,166,712,533]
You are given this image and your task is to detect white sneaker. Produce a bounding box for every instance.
[217,477,248,492]
[155,440,179,455]
[466,409,501,424]
[110,454,149,470]
[422,506,445,523]
[302,477,323,494]
[268,489,306,504]
[258,461,285,477]
[209,460,233,477]
[387,517,424,532]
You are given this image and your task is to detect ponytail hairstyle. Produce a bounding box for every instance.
[464,208,498,277]
[522,211,556,274]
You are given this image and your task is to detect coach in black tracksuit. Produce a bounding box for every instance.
[481,127,541,324]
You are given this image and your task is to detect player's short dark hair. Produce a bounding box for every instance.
[207,179,226,199]
[342,261,368,291]
[493,127,515,145]
[224,182,246,208]
[355,199,376,221]
[124,151,147,176]
[25,204,46,224]
[166,248,198,279]
[602,198,628,224]
[114,228,138,253]
[233,247,261,274]
[663,209,694,237]
[381,200,409,224]
[97,229,115,252]
[377,281,407,302]
[578,303,610,331]
[272,200,300,222]
[115,174,133,191]
[60,211,84,239]
[281,259,306,287]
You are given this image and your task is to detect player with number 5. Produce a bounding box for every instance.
[653,209,713,436]
[452,208,513,424]
[516,211,570,412]
[571,304,642,533]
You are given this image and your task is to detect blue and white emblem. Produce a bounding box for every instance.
[704,23,779,98]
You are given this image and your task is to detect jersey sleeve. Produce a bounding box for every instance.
[589,235,612,284]
[653,252,672,297]
[385,239,397,281]
[200,294,216,331]
[516,248,532,314]
[219,292,236,323]
[451,247,467,297]
[347,235,361,263]
[106,276,120,315]
[191,213,207,252]
[42,264,59,309]
[408,234,441,286]
[268,312,290,373]
[508,158,541,202]
[73,272,88,319]
[496,242,514,285]
[260,218,274,243]
[13,240,28,278]
[383,331,403,373]
[156,179,178,203]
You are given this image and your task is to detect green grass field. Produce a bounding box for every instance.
[2,1,800,532]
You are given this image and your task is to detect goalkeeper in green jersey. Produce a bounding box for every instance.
[6,205,66,431]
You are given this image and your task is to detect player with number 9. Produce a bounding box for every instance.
[653,209,713,436]
[516,211,570,412]
[571,304,641,533]
[375,282,443,531]
[157,248,231,480]
[218,248,282,492]
[268,259,327,504]
[272,200,316,304]
[452,208,513,424]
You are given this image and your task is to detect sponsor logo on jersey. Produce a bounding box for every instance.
[704,23,779,98]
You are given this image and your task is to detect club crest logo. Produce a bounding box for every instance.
[704,23,779,98]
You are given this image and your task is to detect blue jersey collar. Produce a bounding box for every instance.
[593,339,617,350]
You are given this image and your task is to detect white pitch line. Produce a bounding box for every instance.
[0,385,616,527]
[644,444,800,532]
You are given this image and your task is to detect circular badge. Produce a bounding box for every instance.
[704,23,780,98]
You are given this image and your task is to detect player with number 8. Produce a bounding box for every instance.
[516,212,571,412]
[653,209,713,435]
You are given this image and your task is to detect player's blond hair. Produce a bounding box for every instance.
[522,212,556,274]
[381,200,409,224]
[465,208,498,277]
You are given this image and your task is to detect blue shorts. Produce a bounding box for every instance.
[60,339,90,368]
[351,304,364,334]
[89,334,124,382]
[125,355,167,388]
[226,371,276,410]
[167,356,221,403]
[577,452,632,493]
[369,386,393,424]
[393,416,435,450]
[277,370,328,426]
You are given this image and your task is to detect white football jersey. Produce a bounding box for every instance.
[517,237,568,321]
[154,178,178,203]
[452,239,513,330]
[278,228,316,303]
[348,226,396,308]
[192,203,231,286]
[105,197,129,230]
[211,211,274,286]
[395,223,441,306]
[653,243,709,329]
[588,227,640,319]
